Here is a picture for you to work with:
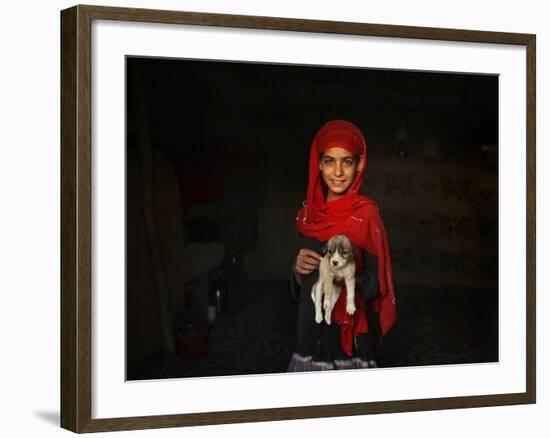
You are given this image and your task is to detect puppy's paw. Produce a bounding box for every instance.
[324,311,332,325]
[346,301,356,315]
[315,311,323,324]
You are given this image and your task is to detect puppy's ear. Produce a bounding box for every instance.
[320,241,328,256]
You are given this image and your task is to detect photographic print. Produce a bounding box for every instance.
[125,57,499,380]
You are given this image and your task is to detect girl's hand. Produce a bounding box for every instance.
[295,249,321,275]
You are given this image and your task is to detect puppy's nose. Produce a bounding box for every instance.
[331,260,338,266]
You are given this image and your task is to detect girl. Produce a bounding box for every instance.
[288,119,396,371]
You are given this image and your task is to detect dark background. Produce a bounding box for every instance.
[126,56,498,380]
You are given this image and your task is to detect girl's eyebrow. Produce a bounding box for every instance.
[322,155,354,160]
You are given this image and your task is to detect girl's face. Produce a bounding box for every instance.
[319,147,360,201]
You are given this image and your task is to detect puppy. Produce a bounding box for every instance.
[311,234,356,325]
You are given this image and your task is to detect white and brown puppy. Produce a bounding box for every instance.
[311,234,356,324]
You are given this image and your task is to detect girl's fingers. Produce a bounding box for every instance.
[295,261,316,273]
[303,255,320,266]
[302,261,318,271]
[295,249,322,275]
[311,250,322,260]
[300,249,322,261]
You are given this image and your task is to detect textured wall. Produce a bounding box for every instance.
[365,156,497,289]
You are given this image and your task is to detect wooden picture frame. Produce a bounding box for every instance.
[60,4,536,433]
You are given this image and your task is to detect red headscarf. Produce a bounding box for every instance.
[296,120,396,354]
